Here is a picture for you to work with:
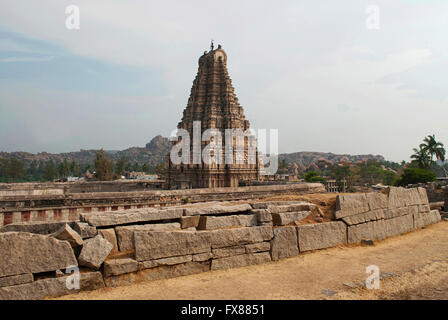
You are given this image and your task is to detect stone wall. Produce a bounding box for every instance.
[0,187,442,300]
[0,183,325,226]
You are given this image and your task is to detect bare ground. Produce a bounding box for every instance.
[56,220,448,300]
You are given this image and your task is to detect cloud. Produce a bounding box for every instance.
[0,55,54,62]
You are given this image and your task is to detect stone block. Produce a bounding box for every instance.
[180,216,200,229]
[384,207,409,219]
[209,226,273,249]
[347,219,387,244]
[211,252,271,271]
[104,262,210,287]
[298,221,347,251]
[386,187,408,208]
[270,227,299,260]
[342,209,385,225]
[245,242,271,253]
[418,187,430,205]
[0,232,77,278]
[0,221,76,235]
[99,228,118,255]
[51,224,83,247]
[366,192,388,210]
[253,209,272,223]
[81,207,183,227]
[272,211,311,226]
[0,272,104,300]
[73,222,97,239]
[78,235,113,270]
[183,204,252,216]
[139,255,193,269]
[385,214,414,237]
[103,258,138,277]
[192,252,213,262]
[134,230,211,261]
[0,274,33,288]
[212,246,246,259]
[115,222,180,252]
[414,210,442,229]
[268,202,316,214]
[335,194,369,219]
[198,214,257,230]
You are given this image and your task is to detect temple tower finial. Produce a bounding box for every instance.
[210,39,214,51]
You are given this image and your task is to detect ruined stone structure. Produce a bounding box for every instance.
[0,186,443,299]
[167,44,261,189]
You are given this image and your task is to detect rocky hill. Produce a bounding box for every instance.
[0,136,385,168]
[0,135,171,166]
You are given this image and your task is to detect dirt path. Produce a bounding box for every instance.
[57,221,448,300]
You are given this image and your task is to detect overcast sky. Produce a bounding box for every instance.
[0,0,447,162]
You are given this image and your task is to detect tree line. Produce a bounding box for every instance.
[0,150,166,183]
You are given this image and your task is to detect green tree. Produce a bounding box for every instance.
[43,161,58,181]
[142,163,151,174]
[395,168,436,186]
[70,161,80,177]
[410,145,431,169]
[58,159,70,178]
[94,149,116,181]
[6,158,25,182]
[421,134,446,163]
[115,158,127,176]
[304,171,325,182]
[277,159,288,174]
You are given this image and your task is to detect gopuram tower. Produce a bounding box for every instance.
[167,43,262,189]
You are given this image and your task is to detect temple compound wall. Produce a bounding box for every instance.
[0,186,442,299]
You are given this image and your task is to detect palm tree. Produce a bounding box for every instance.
[421,134,446,163]
[410,145,431,169]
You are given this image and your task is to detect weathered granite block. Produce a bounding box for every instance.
[78,235,113,270]
[73,222,97,239]
[99,228,119,255]
[0,272,104,300]
[366,192,388,210]
[383,207,409,219]
[270,227,299,260]
[134,230,211,261]
[209,226,274,249]
[335,194,369,219]
[183,204,252,216]
[212,246,246,259]
[342,209,385,225]
[180,216,200,229]
[272,211,311,226]
[245,242,271,253]
[139,255,193,269]
[192,252,213,262]
[115,222,181,252]
[198,214,257,230]
[211,252,271,270]
[385,214,414,237]
[0,221,77,235]
[298,221,347,251]
[104,261,210,287]
[81,207,183,227]
[103,258,138,277]
[414,210,442,229]
[0,232,77,278]
[347,219,387,244]
[0,273,33,288]
[253,209,272,223]
[51,224,83,247]
[268,202,316,214]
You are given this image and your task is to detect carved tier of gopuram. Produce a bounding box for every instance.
[167,43,262,189]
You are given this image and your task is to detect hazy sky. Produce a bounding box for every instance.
[0,0,447,162]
